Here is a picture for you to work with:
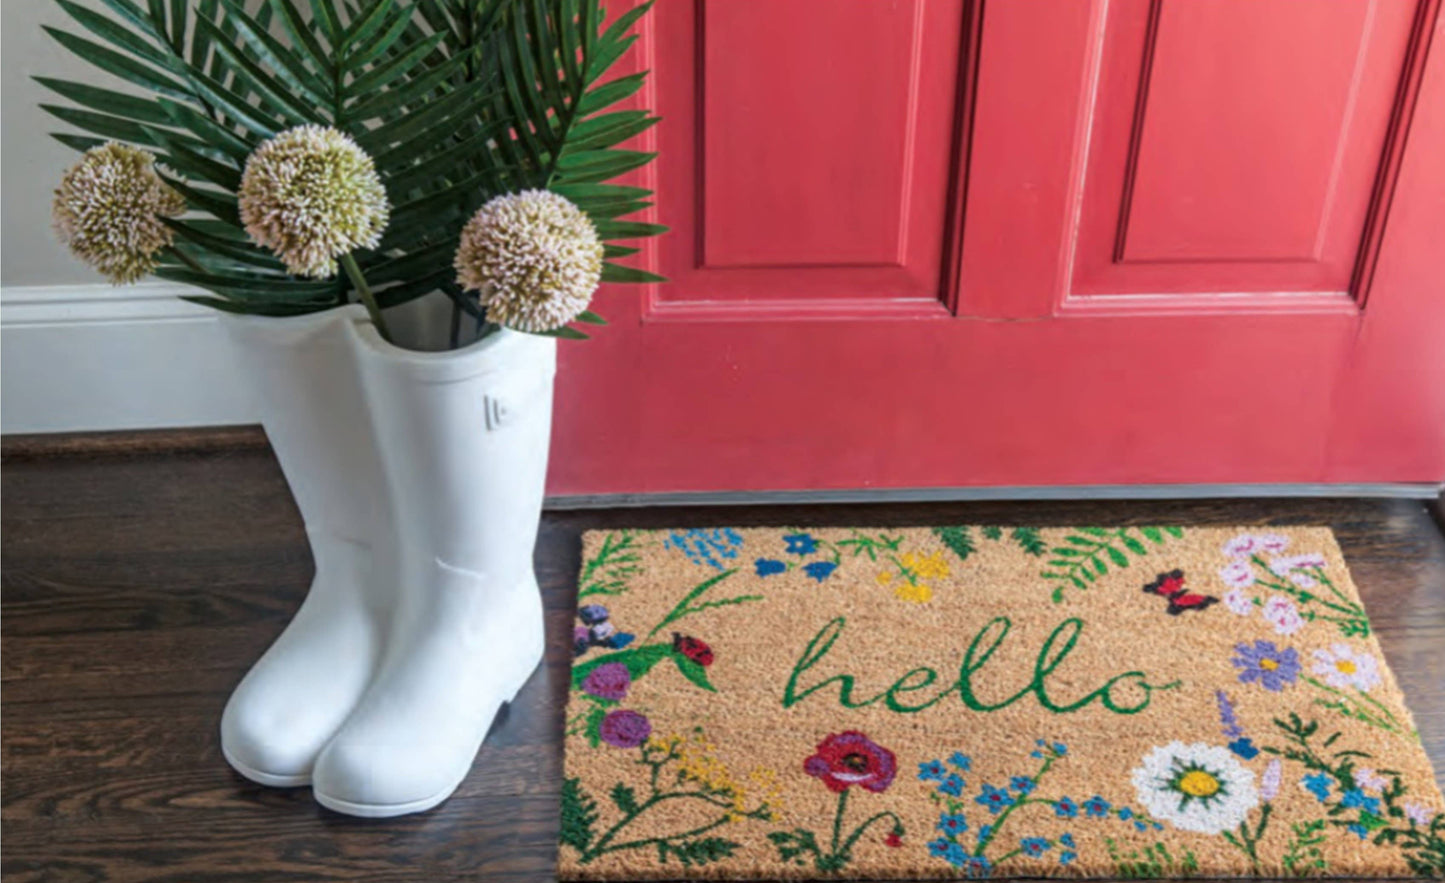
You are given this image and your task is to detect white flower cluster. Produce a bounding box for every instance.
[239,125,389,278]
[454,189,603,333]
[52,142,185,285]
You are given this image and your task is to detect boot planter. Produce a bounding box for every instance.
[220,307,555,816]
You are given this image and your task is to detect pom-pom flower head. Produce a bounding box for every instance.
[52,142,185,285]
[239,125,388,278]
[454,189,603,333]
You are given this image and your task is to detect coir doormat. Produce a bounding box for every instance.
[558,527,1444,879]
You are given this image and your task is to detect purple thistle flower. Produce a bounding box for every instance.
[598,710,651,748]
[581,662,631,701]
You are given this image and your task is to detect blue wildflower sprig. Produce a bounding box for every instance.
[664,528,744,570]
[1216,689,1261,759]
[754,529,901,584]
[916,740,1143,877]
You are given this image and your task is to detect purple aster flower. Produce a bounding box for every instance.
[581,662,631,701]
[1232,640,1301,691]
[598,709,651,748]
[755,558,786,576]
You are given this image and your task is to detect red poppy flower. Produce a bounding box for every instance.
[672,633,714,666]
[803,731,898,794]
[884,832,903,848]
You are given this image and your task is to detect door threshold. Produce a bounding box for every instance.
[544,482,1444,509]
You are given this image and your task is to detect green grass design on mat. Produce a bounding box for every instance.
[1105,838,1201,878]
[577,531,643,599]
[1041,526,1185,602]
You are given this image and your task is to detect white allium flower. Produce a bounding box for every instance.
[1132,742,1259,834]
[454,189,603,333]
[239,125,388,278]
[1312,643,1382,692]
[52,142,185,285]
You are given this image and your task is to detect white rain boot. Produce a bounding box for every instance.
[218,305,394,787]
[311,320,554,817]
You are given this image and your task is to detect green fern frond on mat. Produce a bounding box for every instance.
[645,569,761,639]
[932,525,1050,563]
[933,526,976,561]
[578,530,642,598]
[1010,526,1047,556]
[560,777,598,853]
[1040,526,1185,603]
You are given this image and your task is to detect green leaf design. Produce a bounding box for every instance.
[571,644,671,691]
[670,653,717,693]
[933,526,975,562]
[609,783,638,815]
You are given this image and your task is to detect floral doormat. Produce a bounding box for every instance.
[558,527,1444,879]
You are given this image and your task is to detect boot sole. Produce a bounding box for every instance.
[223,746,312,788]
[313,641,543,818]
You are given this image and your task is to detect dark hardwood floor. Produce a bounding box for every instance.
[3,443,1443,882]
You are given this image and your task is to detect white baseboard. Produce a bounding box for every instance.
[0,282,259,433]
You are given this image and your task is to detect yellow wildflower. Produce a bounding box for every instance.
[895,581,933,604]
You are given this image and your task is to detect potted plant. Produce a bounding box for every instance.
[41,0,662,817]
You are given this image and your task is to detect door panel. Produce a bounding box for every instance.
[549,0,1445,497]
[1073,0,1419,298]
[651,0,965,312]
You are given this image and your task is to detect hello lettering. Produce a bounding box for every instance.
[782,616,1179,716]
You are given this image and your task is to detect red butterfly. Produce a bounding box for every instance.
[1143,569,1218,615]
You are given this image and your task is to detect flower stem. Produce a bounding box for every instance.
[340,252,391,343]
[165,246,206,274]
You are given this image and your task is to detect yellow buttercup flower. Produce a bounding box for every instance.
[895,581,933,604]
[902,551,951,580]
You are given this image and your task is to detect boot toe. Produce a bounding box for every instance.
[312,735,472,817]
[220,698,325,787]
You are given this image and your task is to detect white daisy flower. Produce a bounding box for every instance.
[1311,643,1382,693]
[1132,742,1259,834]
[1223,588,1254,617]
[1262,595,1305,636]
[1219,561,1256,590]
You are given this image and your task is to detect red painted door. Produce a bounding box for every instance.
[550,0,1445,497]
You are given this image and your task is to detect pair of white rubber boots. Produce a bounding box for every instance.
[218,305,554,817]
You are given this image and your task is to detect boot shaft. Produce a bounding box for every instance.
[347,322,557,580]
[221,306,387,545]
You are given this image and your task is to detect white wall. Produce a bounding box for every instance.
[0,2,258,433]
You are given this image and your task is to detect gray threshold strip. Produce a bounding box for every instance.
[544,482,1445,510]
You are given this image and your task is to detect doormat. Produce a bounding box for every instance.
[558,527,1444,880]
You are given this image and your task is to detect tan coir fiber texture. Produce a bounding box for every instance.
[558,526,1443,880]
